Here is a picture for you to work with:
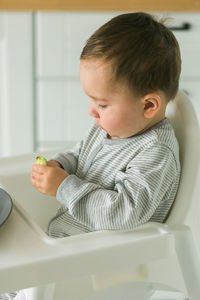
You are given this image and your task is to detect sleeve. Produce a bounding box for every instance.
[56,144,179,230]
[50,141,82,174]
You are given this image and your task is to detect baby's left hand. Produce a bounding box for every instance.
[31,164,69,196]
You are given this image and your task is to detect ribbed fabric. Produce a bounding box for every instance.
[0,293,17,300]
[47,118,180,238]
[0,291,26,300]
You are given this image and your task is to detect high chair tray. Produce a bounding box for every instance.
[0,197,176,294]
[0,188,13,227]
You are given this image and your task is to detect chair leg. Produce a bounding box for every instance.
[172,225,200,300]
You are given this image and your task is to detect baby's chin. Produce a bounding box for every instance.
[95,122,121,139]
[96,122,106,131]
[106,132,121,140]
[108,135,121,140]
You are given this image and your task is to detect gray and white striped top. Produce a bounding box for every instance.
[47,118,180,238]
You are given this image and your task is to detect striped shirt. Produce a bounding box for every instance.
[47,118,180,238]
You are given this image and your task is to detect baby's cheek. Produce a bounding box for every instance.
[106,119,120,132]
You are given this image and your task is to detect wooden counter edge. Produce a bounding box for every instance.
[0,0,200,11]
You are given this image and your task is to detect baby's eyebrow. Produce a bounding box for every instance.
[88,95,108,102]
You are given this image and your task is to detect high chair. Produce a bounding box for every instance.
[0,91,200,300]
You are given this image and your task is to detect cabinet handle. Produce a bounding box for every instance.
[168,22,192,31]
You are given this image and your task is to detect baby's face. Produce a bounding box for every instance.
[80,59,148,139]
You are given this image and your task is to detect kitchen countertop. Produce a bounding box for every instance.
[0,0,200,11]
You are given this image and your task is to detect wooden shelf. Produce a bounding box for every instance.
[0,0,200,11]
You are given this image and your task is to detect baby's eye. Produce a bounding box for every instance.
[98,104,107,109]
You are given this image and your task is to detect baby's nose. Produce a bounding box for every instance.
[88,103,99,118]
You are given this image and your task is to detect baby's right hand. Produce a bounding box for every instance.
[31,164,68,196]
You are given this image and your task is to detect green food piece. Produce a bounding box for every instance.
[36,156,47,166]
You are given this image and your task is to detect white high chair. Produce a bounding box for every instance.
[0,91,200,300]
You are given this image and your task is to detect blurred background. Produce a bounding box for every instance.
[0,11,199,157]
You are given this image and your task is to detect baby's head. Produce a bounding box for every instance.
[80,12,181,139]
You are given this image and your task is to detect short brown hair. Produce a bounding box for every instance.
[80,12,181,101]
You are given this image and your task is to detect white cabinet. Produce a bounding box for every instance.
[0,13,33,157]
[168,13,200,119]
[157,13,200,116]
[36,80,91,148]
[166,13,200,78]
[35,12,118,78]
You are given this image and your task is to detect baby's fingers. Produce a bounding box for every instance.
[31,175,41,189]
[31,179,45,194]
[31,171,42,181]
[31,166,45,187]
[32,164,47,174]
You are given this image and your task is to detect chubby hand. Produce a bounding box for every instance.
[31,162,69,196]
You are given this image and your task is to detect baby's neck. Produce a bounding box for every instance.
[141,113,166,135]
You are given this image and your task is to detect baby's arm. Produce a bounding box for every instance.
[50,141,82,174]
[54,144,179,230]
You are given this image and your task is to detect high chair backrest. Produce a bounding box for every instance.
[166,91,200,252]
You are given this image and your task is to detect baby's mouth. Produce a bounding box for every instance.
[95,120,106,132]
[97,123,105,130]
[95,120,101,127]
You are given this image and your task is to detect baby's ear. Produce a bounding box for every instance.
[142,93,162,119]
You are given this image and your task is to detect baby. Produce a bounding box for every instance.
[30,12,181,238]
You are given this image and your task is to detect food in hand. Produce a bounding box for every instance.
[35,156,47,166]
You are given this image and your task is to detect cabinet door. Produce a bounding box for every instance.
[35,12,117,151]
[0,12,33,157]
[166,12,200,79]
